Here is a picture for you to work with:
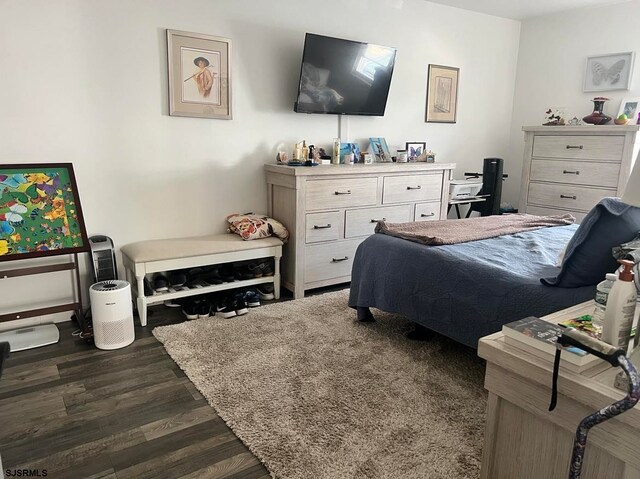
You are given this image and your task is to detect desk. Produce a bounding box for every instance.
[478,301,640,479]
[448,196,487,218]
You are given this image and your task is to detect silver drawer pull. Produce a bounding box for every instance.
[313,224,332,229]
[332,256,349,262]
[406,185,422,190]
[560,194,577,200]
[370,218,386,223]
[421,213,435,218]
[563,170,580,175]
[566,145,583,150]
[334,190,351,195]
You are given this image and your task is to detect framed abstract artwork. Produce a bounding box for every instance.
[583,52,635,92]
[167,29,232,119]
[0,163,89,262]
[426,64,459,123]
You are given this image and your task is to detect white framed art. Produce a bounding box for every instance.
[617,97,640,122]
[167,29,232,119]
[583,52,635,92]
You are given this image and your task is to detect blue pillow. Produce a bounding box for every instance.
[542,198,640,288]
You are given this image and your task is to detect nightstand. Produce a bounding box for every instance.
[478,301,640,479]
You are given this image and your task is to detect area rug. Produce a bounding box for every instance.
[153,290,487,479]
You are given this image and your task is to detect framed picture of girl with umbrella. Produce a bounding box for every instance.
[167,29,232,119]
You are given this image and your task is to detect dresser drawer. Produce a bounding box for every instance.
[528,182,613,213]
[532,135,624,161]
[306,211,343,244]
[382,174,442,204]
[345,205,412,238]
[530,159,620,188]
[525,205,587,223]
[305,239,363,284]
[306,178,377,211]
[414,202,441,221]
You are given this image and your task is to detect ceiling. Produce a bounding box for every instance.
[425,0,632,20]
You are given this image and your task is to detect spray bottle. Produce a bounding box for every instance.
[602,260,637,349]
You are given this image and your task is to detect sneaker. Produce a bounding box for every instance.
[168,271,187,287]
[243,289,261,307]
[248,263,263,278]
[197,300,211,319]
[234,264,254,281]
[215,298,237,319]
[234,296,249,316]
[153,274,169,292]
[256,284,275,301]
[182,300,199,320]
[258,261,274,277]
[201,269,224,285]
[219,265,236,282]
[164,299,182,308]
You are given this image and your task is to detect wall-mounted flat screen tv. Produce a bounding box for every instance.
[293,33,397,116]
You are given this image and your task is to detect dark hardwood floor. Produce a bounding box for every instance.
[0,306,272,479]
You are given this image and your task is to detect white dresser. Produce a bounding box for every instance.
[519,125,640,222]
[265,163,455,298]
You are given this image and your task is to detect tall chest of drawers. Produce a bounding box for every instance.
[519,125,640,222]
[265,163,455,298]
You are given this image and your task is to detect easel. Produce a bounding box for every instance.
[0,252,91,338]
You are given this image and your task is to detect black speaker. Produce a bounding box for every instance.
[471,158,504,216]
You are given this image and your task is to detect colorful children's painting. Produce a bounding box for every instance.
[0,164,88,261]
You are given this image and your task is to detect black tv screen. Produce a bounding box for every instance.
[293,33,397,116]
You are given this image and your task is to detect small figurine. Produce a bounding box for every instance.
[276,151,288,164]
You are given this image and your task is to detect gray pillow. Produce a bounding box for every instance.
[542,197,640,288]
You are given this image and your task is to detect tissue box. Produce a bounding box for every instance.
[449,179,482,200]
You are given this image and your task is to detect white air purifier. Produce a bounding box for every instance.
[89,280,135,350]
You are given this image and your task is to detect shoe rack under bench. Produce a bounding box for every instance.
[120,234,283,326]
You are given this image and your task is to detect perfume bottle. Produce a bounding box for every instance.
[301,140,309,161]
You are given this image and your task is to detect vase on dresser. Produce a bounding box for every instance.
[583,97,612,125]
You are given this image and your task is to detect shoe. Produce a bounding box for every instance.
[182,300,199,320]
[215,297,237,319]
[243,289,261,307]
[234,296,249,316]
[144,277,155,296]
[164,299,182,308]
[219,265,236,282]
[258,261,274,276]
[234,264,254,281]
[197,300,211,319]
[168,271,187,287]
[201,269,224,285]
[256,284,275,301]
[248,263,263,278]
[153,274,169,292]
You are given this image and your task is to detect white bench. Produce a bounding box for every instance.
[121,234,283,326]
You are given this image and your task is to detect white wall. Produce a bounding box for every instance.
[0,0,520,327]
[507,0,640,205]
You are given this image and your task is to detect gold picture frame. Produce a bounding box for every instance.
[167,29,232,119]
[425,64,459,123]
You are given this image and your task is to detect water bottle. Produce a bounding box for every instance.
[592,273,617,332]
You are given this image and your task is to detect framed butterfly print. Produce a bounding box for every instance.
[584,52,635,92]
[406,142,426,160]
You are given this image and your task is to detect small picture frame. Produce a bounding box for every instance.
[339,143,360,164]
[617,97,640,122]
[167,29,232,119]
[362,153,374,164]
[426,64,459,123]
[583,52,635,92]
[369,137,391,162]
[405,142,426,160]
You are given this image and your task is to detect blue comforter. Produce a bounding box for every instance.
[348,225,595,348]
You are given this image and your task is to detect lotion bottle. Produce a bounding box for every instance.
[602,260,637,349]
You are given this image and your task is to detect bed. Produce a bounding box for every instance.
[349,198,640,348]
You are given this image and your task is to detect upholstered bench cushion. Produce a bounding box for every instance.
[121,234,283,263]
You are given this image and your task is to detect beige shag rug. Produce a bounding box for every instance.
[153,290,487,479]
